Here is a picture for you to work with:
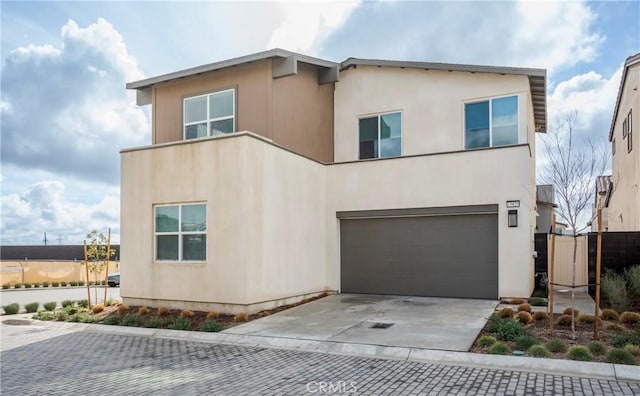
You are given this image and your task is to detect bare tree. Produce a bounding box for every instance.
[540,111,608,338]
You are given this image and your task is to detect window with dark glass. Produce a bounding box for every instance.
[184,89,235,140]
[155,203,206,261]
[465,96,518,149]
[359,112,402,159]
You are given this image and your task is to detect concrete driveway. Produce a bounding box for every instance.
[223,294,498,352]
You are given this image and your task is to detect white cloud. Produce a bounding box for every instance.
[268,1,360,55]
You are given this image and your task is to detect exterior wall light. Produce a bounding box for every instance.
[508,209,518,227]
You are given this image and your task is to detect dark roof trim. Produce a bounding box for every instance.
[609,52,640,141]
[126,48,339,90]
[341,58,547,133]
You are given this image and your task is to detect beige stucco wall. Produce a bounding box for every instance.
[1,261,119,285]
[334,66,532,162]
[608,62,640,231]
[326,145,535,298]
[120,133,328,313]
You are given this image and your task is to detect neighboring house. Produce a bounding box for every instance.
[591,175,612,231]
[607,52,640,231]
[122,49,547,313]
[536,184,556,233]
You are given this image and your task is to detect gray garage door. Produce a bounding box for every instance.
[339,206,498,299]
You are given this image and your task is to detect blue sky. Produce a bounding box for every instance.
[1,1,638,245]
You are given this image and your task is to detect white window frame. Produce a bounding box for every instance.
[183,89,235,140]
[357,110,403,159]
[154,203,207,262]
[463,94,519,149]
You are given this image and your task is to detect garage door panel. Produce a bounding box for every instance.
[340,213,498,299]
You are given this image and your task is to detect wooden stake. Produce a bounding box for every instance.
[549,214,556,335]
[594,207,603,340]
[103,228,111,304]
[83,240,91,307]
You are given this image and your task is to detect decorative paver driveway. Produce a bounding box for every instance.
[1,331,639,395]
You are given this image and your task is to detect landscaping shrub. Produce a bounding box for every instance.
[624,344,640,357]
[61,300,74,308]
[625,265,640,296]
[69,281,78,286]
[477,335,497,347]
[578,314,599,325]
[51,282,59,287]
[60,281,68,287]
[515,335,538,351]
[157,306,170,316]
[613,331,640,348]
[43,302,56,311]
[92,304,104,314]
[25,302,39,313]
[14,283,22,288]
[563,307,579,316]
[200,320,222,332]
[68,313,96,323]
[102,315,120,325]
[258,310,272,317]
[620,312,640,326]
[516,311,532,325]
[509,298,526,305]
[546,339,568,353]
[489,318,527,342]
[168,317,192,331]
[33,311,54,321]
[180,309,194,318]
[489,342,510,355]
[120,314,142,327]
[105,299,114,307]
[42,282,49,287]
[137,306,150,315]
[234,312,249,322]
[567,346,593,361]
[143,318,164,328]
[528,345,551,358]
[2,284,9,289]
[24,283,32,289]
[588,341,607,356]
[557,314,574,327]
[606,348,636,365]
[77,300,89,308]
[33,282,40,288]
[206,311,219,320]
[606,323,626,332]
[55,311,68,321]
[78,281,85,286]
[497,308,514,319]
[118,304,129,314]
[3,303,19,315]
[601,271,631,311]
[63,305,77,315]
[517,303,532,313]
[601,309,619,321]
[528,297,547,307]
[532,311,548,321]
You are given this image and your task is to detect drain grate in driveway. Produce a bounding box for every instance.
[370,322,394,329]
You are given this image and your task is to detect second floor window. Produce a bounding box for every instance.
[465,95,518,150]
[359,112,402,159]
[184,89,235,140]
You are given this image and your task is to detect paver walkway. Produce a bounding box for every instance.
[1,330,639,395]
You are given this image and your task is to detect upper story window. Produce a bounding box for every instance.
[184,89,235,140]
[465,95,518,150]
[359,112,402,159]
[155,203,206,262]
[622,109,632,153]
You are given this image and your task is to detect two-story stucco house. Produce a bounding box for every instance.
[121,49,547,313]
[607,52,640,231]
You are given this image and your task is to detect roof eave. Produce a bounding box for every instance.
[608,52,640,141]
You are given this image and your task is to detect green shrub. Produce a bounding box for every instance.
[620,312,640,326]
[102,315,120,325]
[55,311,68,321]
[143,317,165,328]
[60,281,68,286]
[168,317,192,331]
[477,335,497,347]
[200,320,222,332]
[78,281,85,286]
[491,319,527,342]
[601,271,631,311]
[63,305,77,315]
[588,341,607,356]
[14,283,22,288]
[120,314,142,327]
[602,309,619,321]
[32,311,55,321]
[24,283,32,289]
[42,282,49,287]
[2,303,19,315]
[624,344,640,357]
[25,302,39,313]
[515,335,538,351]
[528,345,551,358]
[529,297,548,306]
[567,346,593,361]
[51,282,59,287]
[105,299,114,307]
[625,265,640,296]
[606,348,636,365]
[43,302,57,311]
[61,300,74,308]
[33,282,40,288]
[613,331,640,348]
[77,299,89,308]
[68,313,96,323]
[546,339,568,353]
[489,342,510,355]
[2,284,9,289]
[69,281,78,286]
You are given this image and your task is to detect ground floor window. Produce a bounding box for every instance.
[155,203,206,261]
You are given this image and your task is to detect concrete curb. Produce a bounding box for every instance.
[4,316,639,383]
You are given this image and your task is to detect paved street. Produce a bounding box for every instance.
[1,323,639,395]
[0,287,120,312]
